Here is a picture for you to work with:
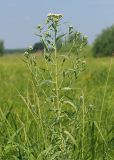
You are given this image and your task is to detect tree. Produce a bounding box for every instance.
[93,25,114,56]
[33,42,44,52]
[0,40,4,56]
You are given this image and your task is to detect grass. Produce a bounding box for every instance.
[0,53,114,159]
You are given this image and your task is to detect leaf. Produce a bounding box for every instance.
[40,80,55,86]
[49,151,61,160]
[59,54,69,59]
[4,144,17,153]
[56,34,66,42]
[37,145,52,159]
[94,121,106,143]
[8,126,24,143]
[12,156,20,160]
[61,87,72,91]
[63,100,77,112]
[61,87,77,91]
[29,154,36,160]
[47,39,51,44]
[5,105,13,119]
[35,33,42,37]
[41,39,49,52]
[64,130,78,147]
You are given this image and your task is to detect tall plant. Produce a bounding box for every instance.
[24,13,88,159]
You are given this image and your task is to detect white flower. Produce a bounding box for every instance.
[69,25,73,28]
[24,51,29,58]
[47,13,63,18]
[29,45,33,51]
[47,13,52,17]
[24,51,29,55]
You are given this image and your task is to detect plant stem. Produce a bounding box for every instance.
[99,57,113,125]
[54,29,61,118]
[54,40,63,151]
[82,93,85,160]
[31,68,47,149]
[55,48,60,116]
[36,95,47,149]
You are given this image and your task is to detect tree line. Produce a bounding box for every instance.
[1,24,114,56]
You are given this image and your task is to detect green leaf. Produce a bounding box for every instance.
[40,80,55,86]
[8,126,24,143]
[63,100,77,112]
[35,33,42,37]
[61,87,72,91]
[37,145,52,159]
[56,34,66,42]
[94,121,106,143]
[41,39,49,52]
[61,87,77,91]
[12,156,20,160]
[64,130,78,147]
[49,151,61,160]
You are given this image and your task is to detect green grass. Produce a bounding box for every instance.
[0,53,114,159]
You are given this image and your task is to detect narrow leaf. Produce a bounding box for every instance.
[64,130,78,147]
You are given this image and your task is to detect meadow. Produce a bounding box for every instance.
[0,52,114,159]
[0,13,114,160]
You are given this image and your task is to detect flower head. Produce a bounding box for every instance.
[47,13,63,23]
[47,13,63,18]
[28,45,33,51]
[24,51,29,58]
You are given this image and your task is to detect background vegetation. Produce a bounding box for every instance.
[0,54,114,159]
[0,40,4,56]
[93,25,114,56]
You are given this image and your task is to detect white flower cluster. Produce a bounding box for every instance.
[47,13,63,19]
[29,45,33,51]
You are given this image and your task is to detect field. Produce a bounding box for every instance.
[0,53,114,159]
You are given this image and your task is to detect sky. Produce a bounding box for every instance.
[0,0,114,49]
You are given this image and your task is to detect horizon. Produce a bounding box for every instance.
[0,0,114,49]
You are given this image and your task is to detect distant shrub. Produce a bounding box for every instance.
[0,40,4,56]
[33,42,44,52]
[93,25,114,56]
